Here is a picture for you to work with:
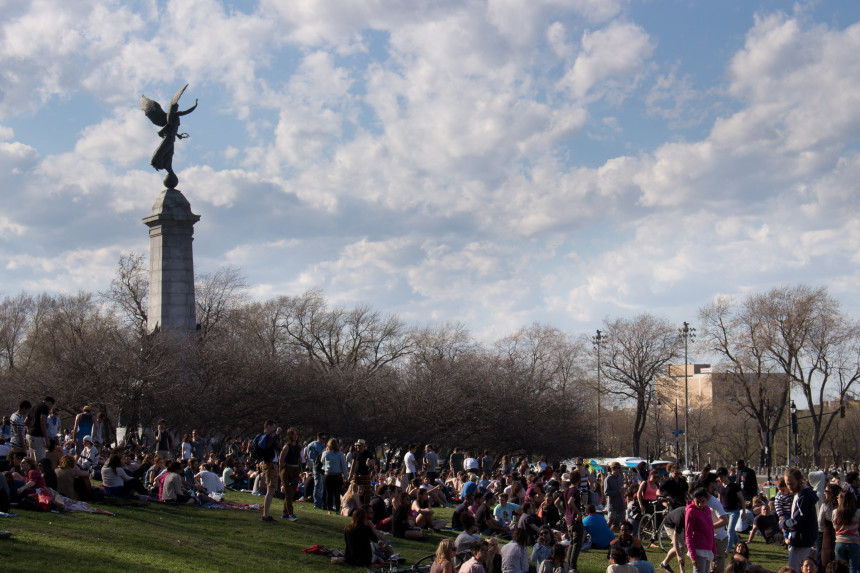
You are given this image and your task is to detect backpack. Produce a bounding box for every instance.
[250,433,274,463]
[312,447,324,474]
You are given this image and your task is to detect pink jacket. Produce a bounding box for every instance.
[685,500,716,560]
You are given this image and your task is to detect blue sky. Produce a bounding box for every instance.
[2,0,860,345]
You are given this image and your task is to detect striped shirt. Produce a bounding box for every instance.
[775,492,793,520]
[832,508,860,545]
[10,412,27,448]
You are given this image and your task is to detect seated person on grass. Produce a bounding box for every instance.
[517,501,542,545]
[476,492,511,537]
[13,457,46,499]
[608,545,640,573]
[452,492,476,530]
[461,538,501,573]
[746,499,781,544]
[609,521,644,558]
[102,454,148,498]
[730,542,777,573]
[629,545,655,573]
[159,461,197,505]
[195,462,225,500]
[456,514,484,552]
[493,492,521,528]
[583,504,617,549]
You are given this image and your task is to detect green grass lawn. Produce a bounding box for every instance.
[0,492,793,573]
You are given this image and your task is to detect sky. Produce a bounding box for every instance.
[2,0,860,344]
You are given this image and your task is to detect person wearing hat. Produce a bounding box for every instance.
[76,435,98,471]
[348,439,373,506]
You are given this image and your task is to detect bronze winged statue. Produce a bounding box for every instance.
[140,84,197,189]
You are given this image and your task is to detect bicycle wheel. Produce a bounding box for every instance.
[639,514,655,546]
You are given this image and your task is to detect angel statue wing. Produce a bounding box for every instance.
[139,95,167,127]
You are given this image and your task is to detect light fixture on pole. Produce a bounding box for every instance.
[679,321,695,469]
[593,329,606,456]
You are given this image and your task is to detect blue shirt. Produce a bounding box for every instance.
[632,561,656,573]
[461,480,478,499]
[583,513,616,548]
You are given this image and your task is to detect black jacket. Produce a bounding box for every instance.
[782,485,819,548]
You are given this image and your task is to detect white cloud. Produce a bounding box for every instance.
[559,20,654,101]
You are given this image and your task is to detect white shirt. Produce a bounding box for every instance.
[501,541,530,573]
[707,494,728,540]
[197,470,224,494]
[404,451,417,473]
[464,457,479,471]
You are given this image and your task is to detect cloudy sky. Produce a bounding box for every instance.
[2,0,860,341]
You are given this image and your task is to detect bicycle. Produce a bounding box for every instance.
[638,496,672,551]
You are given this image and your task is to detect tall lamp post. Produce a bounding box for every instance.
[593,330,606,456]
[679,321,695,469]
[790,400,798,464]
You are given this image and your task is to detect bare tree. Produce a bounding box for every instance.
[100,253,148,333]
[699,295,789,465]
[195,266,248,340]
[599,313,681,457]
[700,285,860,466]
[0,292,34,372]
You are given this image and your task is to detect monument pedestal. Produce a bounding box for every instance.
[143,188,200,334]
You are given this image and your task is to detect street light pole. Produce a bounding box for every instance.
[679,321,695,469]
[593,330,606,456]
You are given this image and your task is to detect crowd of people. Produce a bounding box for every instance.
[2,399,860,573]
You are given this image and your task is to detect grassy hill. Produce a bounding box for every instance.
[1,491,792,573]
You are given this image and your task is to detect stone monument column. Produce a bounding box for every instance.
[138,84,201,335]
[143,188,200,334]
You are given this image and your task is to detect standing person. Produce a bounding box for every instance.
[574,458,593,508]
[450,447,465,475]
[783,468,820,572]
[9,401,31,455]
[606,462,626,530]
[27,396,54,462]
[660,465,690,509]
[563,471,585,573]
[718,466,747,551]
[704,474,730,573]
[304,433,326,510]
[72,406,94,454]
[685,488,716,573]
[404,444,418,482]
[820,484,841,570]
[180,434,193,461]
[424,445,439,483]
[46,406,61,443]
[253,420,279,522]
[154,419,175,460]
[348,439,373,506]
[482,451,494,474]
[659,505,688,573]
[321,438,348,514]
[832,490,860,573]
[737,460,758,504]
[92,412,106,446]
[0,415,11,442]
[190,430,207,460]
[844,473,860,507]
[279,427,302,521]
